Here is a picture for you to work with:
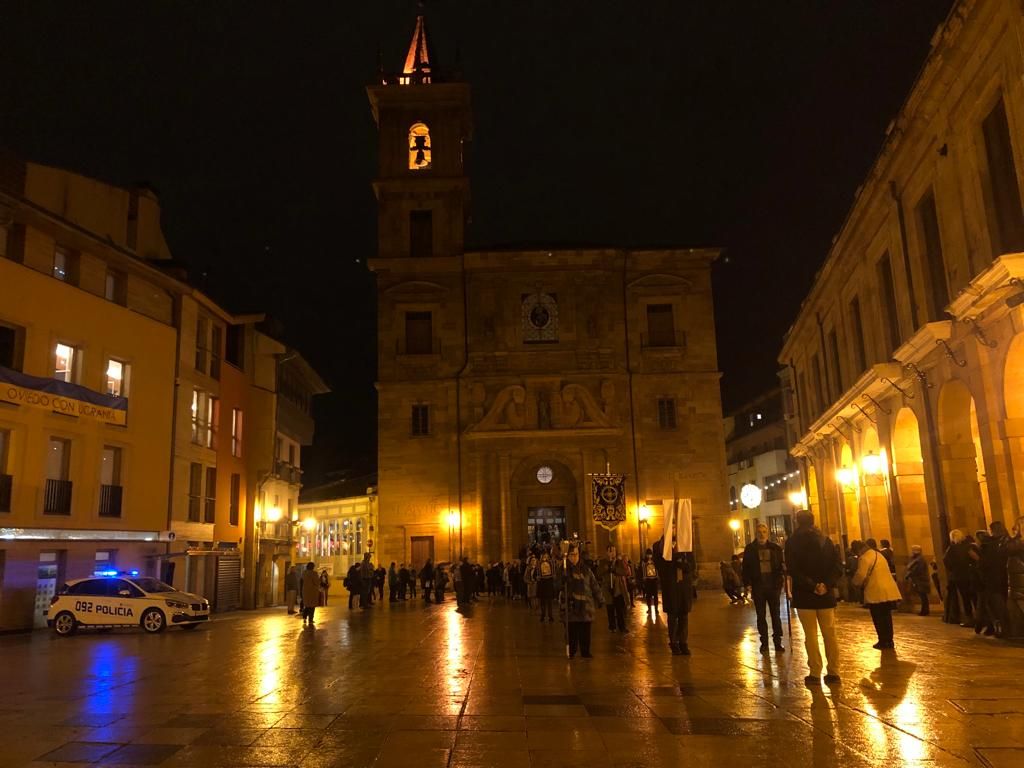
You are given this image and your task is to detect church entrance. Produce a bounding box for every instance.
[527,507,566,548]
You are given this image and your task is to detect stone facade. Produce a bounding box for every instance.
[780,0,1024,570]
[367,17,730,570]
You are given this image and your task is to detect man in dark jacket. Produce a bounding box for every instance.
[742,522,785,654]
[652,536,694,655]
[784,510,842,686]
[904,545,930,616]
[980,521,1010,637]
[358,553,375,609]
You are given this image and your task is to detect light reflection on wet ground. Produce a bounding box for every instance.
[0,596,1021,767]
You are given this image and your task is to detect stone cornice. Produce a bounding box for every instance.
[946,252,1024,319]
[892,321,953,367]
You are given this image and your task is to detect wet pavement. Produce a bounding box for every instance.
[1,593,1022,768]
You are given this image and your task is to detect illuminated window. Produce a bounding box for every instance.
[54,343,76,383]
[408,123,432,170]
[231,408,243,457]
[105,359,128,398]
[53,248,69,281]
[191,389,217,448]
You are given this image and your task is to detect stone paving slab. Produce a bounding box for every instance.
[1,594,1022,767]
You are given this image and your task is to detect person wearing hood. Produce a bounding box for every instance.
[652,535,694,656]
[641,549,660,617]
[853,538,904,649]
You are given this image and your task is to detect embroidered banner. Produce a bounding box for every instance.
[591,473,627,530]
[0,365,127,426]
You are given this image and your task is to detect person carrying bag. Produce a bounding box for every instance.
[852,538,903,650]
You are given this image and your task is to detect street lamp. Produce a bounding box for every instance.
[835,465,857,489]
[787,489,808,509]
[729,518,742,551]
[861,451,885,477]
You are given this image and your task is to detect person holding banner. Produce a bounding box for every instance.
[653,499,694,656]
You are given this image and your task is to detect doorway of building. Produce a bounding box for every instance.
[527,507,566,547]
[410,536,434,569]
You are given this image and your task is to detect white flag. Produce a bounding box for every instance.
[663,499,693,556]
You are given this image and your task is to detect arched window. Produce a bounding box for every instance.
[408,123,432,170]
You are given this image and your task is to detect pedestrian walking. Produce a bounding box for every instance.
[359,553,375,609]
[421,558,435,603]
[904,546,931,616]
[785,510,842,686]
[742,522,785,654]
[653,533,694,656]
[345,563,361,609]
[943,529,974,625]
[388,562,399,602]
[641,549,660,618]
[562,544,603,658]
[598,545,629,633]
[399,563,410,600]
[285,565,300,615]
[318,569,330,606]
[301,562,320,625]
[537,552,556,622]
[853,538,903,650]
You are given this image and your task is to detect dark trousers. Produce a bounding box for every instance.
[360,583,373,608]
[302,605,316,622]
[752,585,783,643]
[643,580,659,609]
[916,590,930,616]
[568,621,592,656]
[606,595,626,631]
[868,603,894,645]
[348,592,357,609]
[667,611,688,647]
[389,585,398,602]
[540,597,554,620]
[983,588,1009,634]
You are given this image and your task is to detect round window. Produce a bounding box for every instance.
[536,466,554,484]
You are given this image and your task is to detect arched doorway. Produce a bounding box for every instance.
[860,427,892,543]
[838,442,860,542]
[1003,333,1024,523]
[510,458,580,557]
[937,380,989,533]
[892,407,932,557]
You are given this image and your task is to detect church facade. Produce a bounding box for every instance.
[367,16,730,570]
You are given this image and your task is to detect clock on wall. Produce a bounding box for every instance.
[740,483,762,509]
[536,466,554,484]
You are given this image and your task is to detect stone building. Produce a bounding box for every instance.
[367,15,730,570]
[780,0,1024,570]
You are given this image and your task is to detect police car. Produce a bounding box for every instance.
[47,570,210,636]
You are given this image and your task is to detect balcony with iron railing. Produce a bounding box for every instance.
[259,520,293,542]
[0,473,11,513]
[44,478,73,515]
[274,460,303,486]
[99,484,123,517]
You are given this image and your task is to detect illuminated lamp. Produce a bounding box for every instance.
[266,507,283,523]
[728,519,741,532]
[302,518,317,532]
[861,451,885,476]
[739,483,762,509]
[788,489,808,509]
[835,466,857,488]
[447,511,459,528]
[638,505,650,523]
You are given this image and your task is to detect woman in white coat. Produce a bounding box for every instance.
[852,538,904,650]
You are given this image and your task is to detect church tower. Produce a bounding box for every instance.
[367,10,473,566]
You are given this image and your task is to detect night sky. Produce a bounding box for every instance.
[1,1,954,485]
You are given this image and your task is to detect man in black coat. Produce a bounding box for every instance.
[784,510,843,686]
[652,536,694,656]
[742,522,785,654]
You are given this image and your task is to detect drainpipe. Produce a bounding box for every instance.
[623,251,643,558]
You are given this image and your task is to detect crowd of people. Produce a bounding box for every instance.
[282,514,1024,680]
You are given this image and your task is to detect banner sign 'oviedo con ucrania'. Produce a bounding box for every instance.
[0,366,127,426]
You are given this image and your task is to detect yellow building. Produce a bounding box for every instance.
[367,15,730,572]
[0,160,178,631]
[0,154,328,628]
[296,476,378,579]
[780,0,1024,568]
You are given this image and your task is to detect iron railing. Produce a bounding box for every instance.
[44,478,72,514]
[99,484,123,517]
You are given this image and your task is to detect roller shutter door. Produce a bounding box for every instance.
[215,556,241,612]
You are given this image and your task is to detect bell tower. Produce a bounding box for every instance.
[366,10,472,260]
